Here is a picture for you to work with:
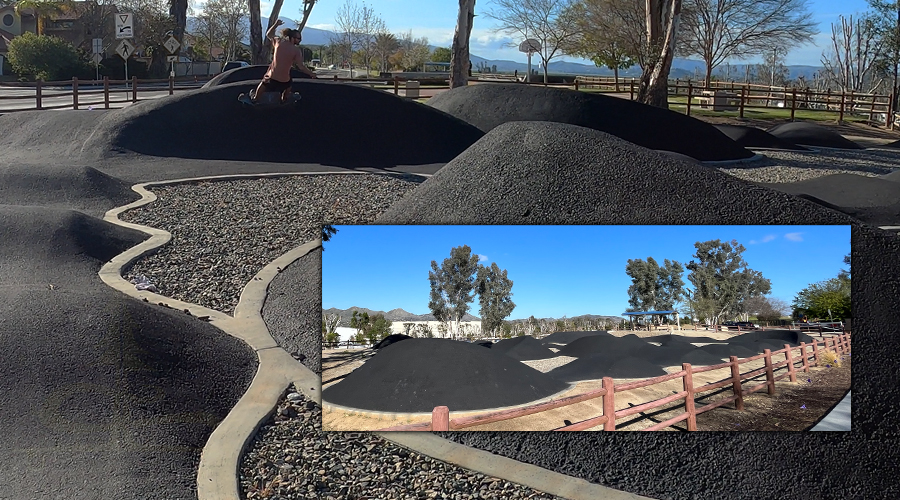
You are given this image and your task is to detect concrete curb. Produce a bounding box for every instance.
[377,433,656,500]
[99,175,327,500]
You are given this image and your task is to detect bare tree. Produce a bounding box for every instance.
[450,0,476,88]
[868,0,900,110]
[395,30,430,71]
[821,13,883,93]
[637,0,684,108]
[372,29,398,73]
[296,0,317,31]
[562,0,646,88]
[204,0,248,62]
[678,0,817,88]
[356,3,385,74]
[485,0,582,83]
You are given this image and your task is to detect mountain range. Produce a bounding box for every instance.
[188,16,823,79]
[323,307,624,325]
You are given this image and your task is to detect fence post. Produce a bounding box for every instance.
[818,325,823,337]
[629,79,635,101]
[739,87,746,118]
[799,342,810,372]
[169,74,174,95]
[763,349,776,395]
[889,92,895,130]
[682,363,697,431]
[784,344,797,382]
[393,78,399,95]
[432,406,450,431]
[131,76,137,103]
[72,77,79,110]
[869,93,877,123]
[838,92,845,123]
[575,79,579,91]
[103,76,109,109]
[36,79,43,110]
[729,356,744,411]
[812,339,821,365]
[602,377,615,431]
[790,88,796,121]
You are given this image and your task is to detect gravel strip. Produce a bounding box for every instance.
[119,174,421,315]
[719,148,900,183]
[520,356,578,373]
[240,385,565,500]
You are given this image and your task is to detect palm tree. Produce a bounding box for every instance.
[14,0,73,36]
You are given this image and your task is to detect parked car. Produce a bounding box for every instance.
[222,61,250,72]
[734,321,759,329]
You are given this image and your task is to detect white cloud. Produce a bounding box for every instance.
[750,234,778,244]
[309,23,337,31]
[785,232,804,242]
[478,254,489,263]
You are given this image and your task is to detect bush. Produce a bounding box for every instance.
[819,349,841,367]
[7,32,92,81]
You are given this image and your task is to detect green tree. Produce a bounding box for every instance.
[7,32,90,80]
[14,0,73,36]
[625,257,685,323]
[561,0,640,90]
[793,275,851,320]
[428,245,480,339]
[431,46,452,62]
[685,239,771,324]
[475,262,515,337]
[364,314,393,344]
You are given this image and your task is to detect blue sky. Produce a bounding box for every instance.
[321,225,850,320]
[227,0,873,66]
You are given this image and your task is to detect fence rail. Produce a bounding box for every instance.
[375,332,851,432]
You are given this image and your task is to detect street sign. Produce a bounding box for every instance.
[115,13,133,39]
[164,36,180,55]
[115,39,135,60]
[92,53,103,64]
[518,38,541,53]
[92,38,103,54]
[166,55,178,63]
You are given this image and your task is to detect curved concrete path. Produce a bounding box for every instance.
[98,172,654,500]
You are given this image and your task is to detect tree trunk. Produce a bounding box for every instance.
[614,66,619,92]
[261,0,286,63]
[169,0,187,47]
[450,0,475,88]
[297,0,316,31]
[248,0,264,64]
[704,61,712,89]
[637,0,682,108]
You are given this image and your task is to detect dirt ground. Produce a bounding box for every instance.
[321,330,849,432]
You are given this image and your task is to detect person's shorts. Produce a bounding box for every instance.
[259,75,292,94]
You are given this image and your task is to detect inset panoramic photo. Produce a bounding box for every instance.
[321,225,850,431]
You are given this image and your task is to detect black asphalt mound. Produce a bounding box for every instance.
[321,338,569,412]
[557,333,649,358]
[767,122,863,149]
[0,205,257,499]
[545,352,630,382]
[712,124,809,150]
[0,164,138,216]
[540,330,612,346]
[730,330,815,346]
[699,343,759,360]
[0,109,108,162]
[80,81,483,167]
[606,357,669,378]
[374,333,412,350]
[881,138,900,148]
[762,174,900,226]
[630,343,698,366]
[376,122,857,225]
[643,334,724,345]
[202,64,312,87]
[492,335,558,361]
[682,349,731,366]
[475,341,494,348]
[426,83,753,161]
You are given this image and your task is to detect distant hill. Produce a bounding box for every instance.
[188,18,824,78]
[323,307,480,324]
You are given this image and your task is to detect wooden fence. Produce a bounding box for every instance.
[0,75,206,112]
[375,332,851,432]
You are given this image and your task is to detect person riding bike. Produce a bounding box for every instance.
[251,19,316,103]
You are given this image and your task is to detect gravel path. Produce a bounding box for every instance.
[521,356,578,373]
[119,174,421,314]
[720,147,900,183]
[240,385,564,500]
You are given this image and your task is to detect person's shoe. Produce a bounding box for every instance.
[249,88,257,100]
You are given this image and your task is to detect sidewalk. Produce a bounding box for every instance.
[810,390,851,431]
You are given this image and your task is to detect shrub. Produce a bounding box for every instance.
[7,32,91,81]
[819,349,841,367]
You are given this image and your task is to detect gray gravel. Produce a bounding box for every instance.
[720,147,900,183]
[240,385,565,500]
[119,174,421,314]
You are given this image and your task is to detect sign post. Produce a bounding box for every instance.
[114,14,134,89]
[164,35,181,78]
[518,38,541,83]
[91,38,103,82]
[116,39,135,88]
